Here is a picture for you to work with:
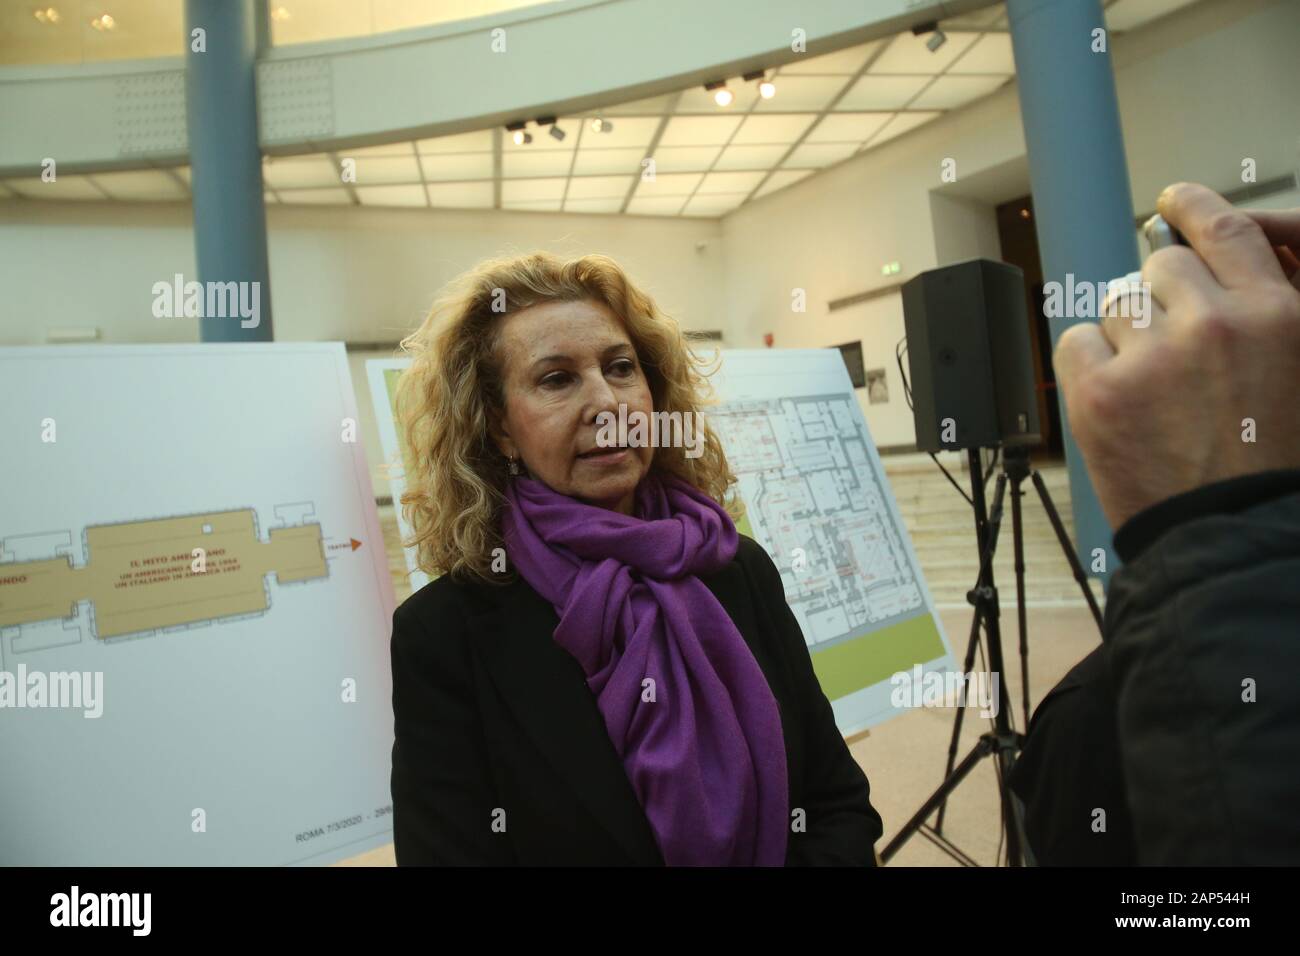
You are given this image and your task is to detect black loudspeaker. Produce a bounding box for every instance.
[901,258,1041,452]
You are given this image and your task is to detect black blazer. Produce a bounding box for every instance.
[389,533,883,865]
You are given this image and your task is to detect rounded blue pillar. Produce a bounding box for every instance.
[1008,0,1140,586]
[185,0,273,341]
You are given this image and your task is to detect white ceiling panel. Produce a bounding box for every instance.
[648,146,723,173]
[806,112,893,143]
[502,150,574,177]
[263,157,341,189]
[658,115,744,147]
[783,142,859,168]
[910,74,1008,110]
[949,33,1015,74]
[351,155,423,185]
[836,75,931,111]
[4,176,106,200]
[570,147,647,176]
[731,113,818,145]
[712,144,791,171]
[275,188,354,206]
[501,178,567,202]
[419,152,494,181]
[633,172,704,196]
[566,175,636,199]
[92,170,187,200]
[1107,0,1200,32]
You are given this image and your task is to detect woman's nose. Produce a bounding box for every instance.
[581,370,621,419]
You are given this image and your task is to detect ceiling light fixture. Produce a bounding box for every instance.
[506,120,531,145]
[535,115,565,142]
[32,7,61,24]
[742,69,776,100]
[90,13,115,30]
[590,117,613,134]
[704,80,733,107]
[911,19,946,52]
[270,6,291,22]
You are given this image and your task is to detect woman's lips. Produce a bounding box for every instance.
[577,446,630,462]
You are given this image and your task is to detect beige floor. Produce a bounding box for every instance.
[338,602,1103,867]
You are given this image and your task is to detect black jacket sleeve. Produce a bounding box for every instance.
[1006,645,1137,866]
[1103,472,1300,865]
[743,540,884,866]
[390,591,516,865]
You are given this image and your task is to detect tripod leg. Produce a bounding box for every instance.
[1010,472,1031,730]
[941,587,977,832]
[937,469,1007,834]
[1030,470,1104,630]
[882,735,995,863]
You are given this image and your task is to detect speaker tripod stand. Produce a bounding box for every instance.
[880,444,1103,866]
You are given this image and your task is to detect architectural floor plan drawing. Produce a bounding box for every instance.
[704,349,955,734]
[1,509,328,639]
[709,394,924,649]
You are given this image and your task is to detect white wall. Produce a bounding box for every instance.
[0,202,726,344]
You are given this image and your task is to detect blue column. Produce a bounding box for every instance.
[1007,0,1138,586]
[185,0,273,341]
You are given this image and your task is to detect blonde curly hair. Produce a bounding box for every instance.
[394,250,742,587]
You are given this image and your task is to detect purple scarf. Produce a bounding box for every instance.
[501,470,789,866]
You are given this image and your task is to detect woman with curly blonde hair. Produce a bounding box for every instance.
[388,250,882,867]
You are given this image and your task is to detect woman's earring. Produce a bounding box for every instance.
[507,455,521,477]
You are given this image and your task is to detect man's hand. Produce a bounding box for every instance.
[1053,182,1300,531]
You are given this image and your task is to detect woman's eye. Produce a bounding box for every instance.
[609,359,636,376]
[540,372,570,388]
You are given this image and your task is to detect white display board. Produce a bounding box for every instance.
[364,358,431,593]
[0,344,397,865]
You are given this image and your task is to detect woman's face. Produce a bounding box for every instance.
[491,298,655,514]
